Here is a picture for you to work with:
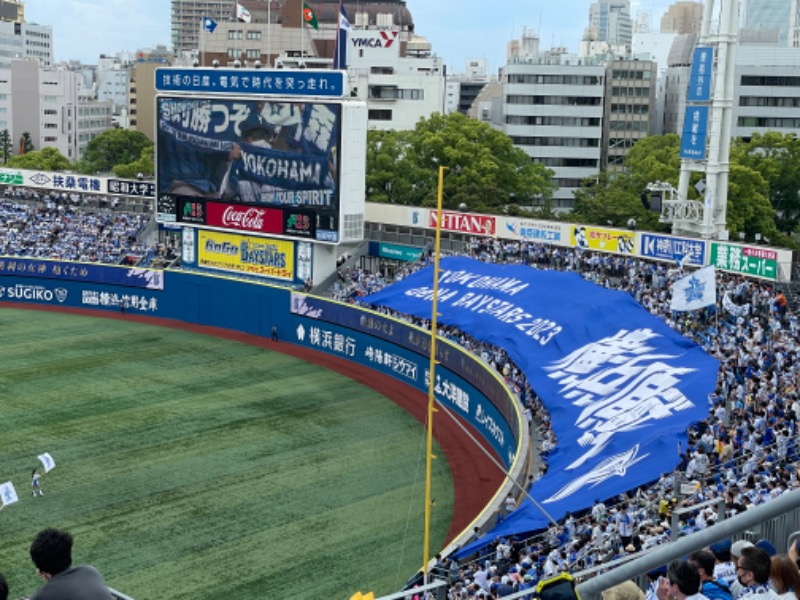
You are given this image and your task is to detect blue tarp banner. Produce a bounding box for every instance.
[364,257,718,540]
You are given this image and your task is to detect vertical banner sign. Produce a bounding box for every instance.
[710,243,778,281]
[687,47,714,102]
[680,105,709,160]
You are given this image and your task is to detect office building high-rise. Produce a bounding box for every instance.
[743,0,791,46]
[587,1,633,48]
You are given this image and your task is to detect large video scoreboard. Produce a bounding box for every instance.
[154,68,366,246]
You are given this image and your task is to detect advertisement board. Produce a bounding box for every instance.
[687,47,713,102]
[156,96,341,242]
[429,210,497,236]
[154,68,346,98]
[503,219,565,244]
[0,257,163,290]
[570,225,635,254]
[710,243,779,281]
[198,230,295,281]
[640,234,706,267]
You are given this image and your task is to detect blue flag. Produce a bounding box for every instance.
[202,16,218,33]
[364,257,718,538]
[333,1,351,70]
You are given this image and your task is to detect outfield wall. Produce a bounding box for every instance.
[0,265,528,555]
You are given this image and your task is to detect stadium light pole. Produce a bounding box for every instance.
[423,165,447,583]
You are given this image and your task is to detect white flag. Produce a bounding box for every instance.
[0,481,18,506]
[723,291,750,317]
[38,452,56,473]
[236,3,251,23]
[670,266,716,312]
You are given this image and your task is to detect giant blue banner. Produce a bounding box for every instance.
[364,257,719,533]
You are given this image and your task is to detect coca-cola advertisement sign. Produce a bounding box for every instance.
[206,202,283,235]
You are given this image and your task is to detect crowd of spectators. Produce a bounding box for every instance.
[0,189,153,264]
[348,236,800,599]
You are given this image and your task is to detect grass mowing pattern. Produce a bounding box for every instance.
[0,308,454,599]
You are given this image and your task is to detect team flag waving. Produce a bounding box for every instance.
[236,2,251,23]
[303,3,319,29]
[0,481,18,507]
[202,16,218,33]
[38,452,56,473]
[670,265,716,312]
[333,1,351,69]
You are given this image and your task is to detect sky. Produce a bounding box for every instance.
[24,0,677,73]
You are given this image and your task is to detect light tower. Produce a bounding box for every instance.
[667,0,738,240]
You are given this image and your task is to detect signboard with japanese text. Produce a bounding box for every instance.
[197,230,295,282]
[570,225,635,254]
[0,168,155,199]
[0,257,163,290]
[687,46,714,102]
[154,68,346,98]
[710,243,779,281]
[680,105,709,160]
[503,219,566,245]
[640,234,706,267]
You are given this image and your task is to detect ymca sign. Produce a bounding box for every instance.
[348,31,400,57]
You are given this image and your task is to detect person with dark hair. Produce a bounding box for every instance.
[690,550,732,600]
[0,573,8,600]
[31,469,43,497]
[769,554,800,600]
[29,528,113,600]
[710,539,737,587]
[655,560,705,600]
[735,547,779,600]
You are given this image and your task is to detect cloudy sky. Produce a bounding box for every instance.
[25,0,676,72]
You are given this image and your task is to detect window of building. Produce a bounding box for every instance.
[368,109,392,121]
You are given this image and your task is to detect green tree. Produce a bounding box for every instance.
[0,129,11,164]
[74,128,153,175]
[20,132,33,154]
[6,147,71,171]
[366,112,555,212]
[730,132,800,233]
[726,163,782,243]
[571,172,664,231]
[113,145,155,179]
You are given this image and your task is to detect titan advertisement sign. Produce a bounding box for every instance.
[198,230,295,281]
[429,210,497,236]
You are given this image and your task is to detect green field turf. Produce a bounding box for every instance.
[0,308,454,600]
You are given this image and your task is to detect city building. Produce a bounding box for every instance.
[587,1,633,49]
[77,90,114,158]
[348,32,444,130]
[0,20,53,68]
[0,0,22,23]
[503,59,606,211]
[603,59,657,170]
[444,58,493,115]
[128,47,173,142]
[742,0,791,46]
[10,59,79,159]
[171,0,239,59]
[660,1,704,35]
[659,33,696,135]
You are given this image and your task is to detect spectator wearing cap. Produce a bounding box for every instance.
[769,554,800,600]
[646,566,668,600]
[711,539,738,587]
[656,560,706,600]
[756,540,778,558]
[690,550,733,600]
[735,547,780,600]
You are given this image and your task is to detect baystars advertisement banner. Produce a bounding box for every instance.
[157,96,340,208]
[198,230,295,281]
[364,257,718,533]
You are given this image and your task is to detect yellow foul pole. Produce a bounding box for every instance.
[423,165,446,581]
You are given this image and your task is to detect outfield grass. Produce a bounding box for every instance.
[0,308,454,600]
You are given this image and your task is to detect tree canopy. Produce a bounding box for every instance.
[366,112,555,213]
[6,147,71,171]
[73,128,153,175]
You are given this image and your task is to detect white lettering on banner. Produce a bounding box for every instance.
[307,326,356,357]
[222,206,266,230]
[438,270,529,295]
[0,285,67,303]
[543,445,649,503]
[81,290,159,312]
[365,346,418,381]
[545,328,695,470]
[424,368,472,420]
